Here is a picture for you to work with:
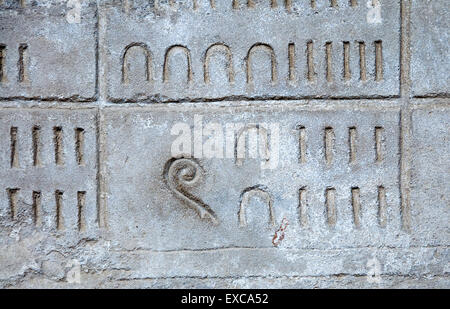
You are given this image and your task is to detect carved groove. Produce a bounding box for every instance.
[326,188,336,227]
[77,191,86,232]
[18,43,28,83]
[163,45,193,84]
[53,127,64,166]
[375,126,384,162]
[75,128,85,166]
[378,186,387,227]
[122,43,152,84]
[204,43,234,84]
[359,42,367,81]
[325,42,333,83]
[349,127,357,163]
[288,43,296,82]
[32,191,41,227]
[343,41,351,81]
[324,127,334,165]
[307,41,315,82]
[0,44,6,82]
[32,126,41,167]
[297,125,307,163]
[298,187,307,227]
[7,188,19,220]
[55,190,64,230]
[375,40,383,81]
[239,185,275,227]
[10,127,19,168]
[246,43,277,85]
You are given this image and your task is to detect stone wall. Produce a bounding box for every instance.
[0,0,448,288]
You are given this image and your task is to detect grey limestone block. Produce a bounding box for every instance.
[0,0,449,289]
[0,0,97,100]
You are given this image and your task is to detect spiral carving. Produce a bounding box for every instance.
[164,158,219,225]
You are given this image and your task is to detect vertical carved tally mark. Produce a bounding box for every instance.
[238,186,275,227]
[375,40,383,81]
[55,190,64,230]
[164,158,218,225]
[330,0,337,7]
[0,45,6,83]
[53,127,64,166]
[310,0,316,9]
[288,43,296,83]
[285,0,292,12]
[7,188,20,220]
[18,43,28,83]
[168,0,199,10]
[325,188,336,227]
[75,128,85,166]
[232,0,238,9]
[163,45,193,84]
[246,0,278,9]
[351,187,361,228]
[298,187,307,227]
[348,127,357,163]
[325,42,333,83]
[32,191,41,227]
[122,43,152,84]
[375,126,384,162]
[297,125,306,163]
[77,191,86,232]
[359,42,367,81]
[20,0,26,8]
[350,0,358,7]
[32,126,41,167]
[343,42,351,81]
[246,43,277,85]
[204,43,234,84]
[324,127,334,165]
[10,127,19,168]
[307,41,316,82]
[378,186,387,227]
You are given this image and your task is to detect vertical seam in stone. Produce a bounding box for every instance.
[399,0,412,232]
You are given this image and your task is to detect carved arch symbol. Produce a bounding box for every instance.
[234,124,270,166]
[238,185,275,227]
[204,43,234,84]
[121,42,152,84]
[163,45,193,84]
[246,43,277,84]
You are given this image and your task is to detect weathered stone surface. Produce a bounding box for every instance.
[411,0,449,97]
[0,109,99,237]
[0,1,97,100]
[104,0,400,102]
[0,1,449,289]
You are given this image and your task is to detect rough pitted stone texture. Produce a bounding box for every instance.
[0,1,97,100]
[411,0,450,97]
[0,0,449,289]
